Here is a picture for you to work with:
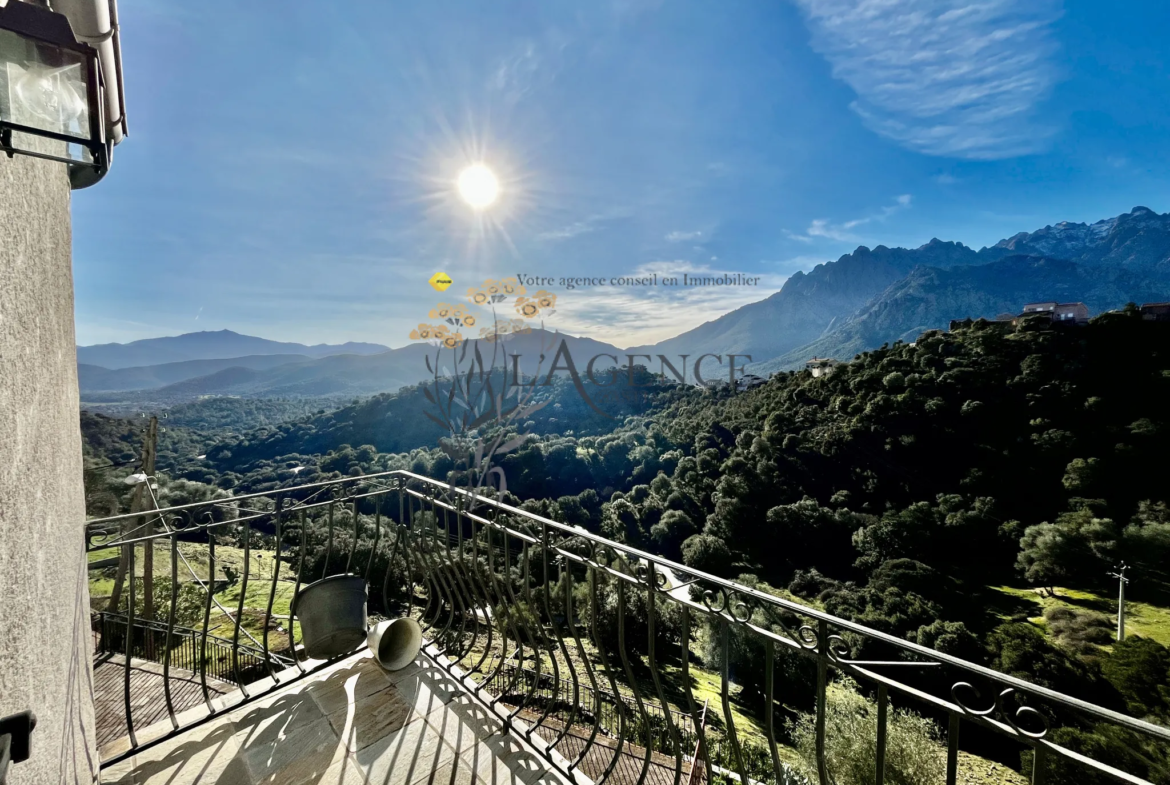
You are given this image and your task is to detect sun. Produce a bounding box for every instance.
[456,164,500,210]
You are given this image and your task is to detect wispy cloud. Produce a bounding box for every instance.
[538,221,599,241]
[537,206,635,242]
[793,0,1062,160]
[787,194,912,243]
[665,230,703,242]
[489,31,570,103]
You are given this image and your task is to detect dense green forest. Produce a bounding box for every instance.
[81,311,1170,783]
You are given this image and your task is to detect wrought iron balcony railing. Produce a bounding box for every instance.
[84,470,1170,784]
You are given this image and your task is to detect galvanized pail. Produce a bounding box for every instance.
[293,574,367,659]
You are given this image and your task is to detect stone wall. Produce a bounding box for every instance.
[0,149,97,782]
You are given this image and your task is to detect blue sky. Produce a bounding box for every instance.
[72,0,1170,349]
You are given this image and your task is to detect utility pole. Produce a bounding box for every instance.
[106,415,158,617]
[139,415,159,624]
[1108,562,1130,642]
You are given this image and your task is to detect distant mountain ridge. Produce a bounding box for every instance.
[78,329,389,369]
[80,330,626,403]
[639,206,1170,371]
[78,354,314,392]
[627,238,985,364]
[991,206,1170,271]
[752,254,1170,374]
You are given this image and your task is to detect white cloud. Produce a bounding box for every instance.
[489,30,570,103]
[793,0,1062,160]
[538,221,598,241]
[665,230,703,242]
[553,260,789,347]
[788,194,912,243]
[491,42,541,99]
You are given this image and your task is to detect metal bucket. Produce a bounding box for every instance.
[293,574,368,660]
[367,617,423,672]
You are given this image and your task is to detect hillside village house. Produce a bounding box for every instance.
[1020,301,1090,323]
[950,302,1091,332]
[1140,302,1170,321]
[805,356,839,377]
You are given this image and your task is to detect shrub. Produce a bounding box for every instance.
[789,678,945,785]
[1044,606,1113,654]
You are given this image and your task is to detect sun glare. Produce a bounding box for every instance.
[456,164,500,210]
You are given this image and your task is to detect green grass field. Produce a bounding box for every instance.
[88,541,302,649]
[989,584,1170,648]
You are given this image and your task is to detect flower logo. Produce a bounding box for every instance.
[409,324,441,341]
[535,291,556,310]
[467,279,517,306]
[500,277,525,296]
[416,281,556,343]
[516,297,541,319]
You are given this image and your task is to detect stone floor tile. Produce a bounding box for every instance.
[422,694,505,757]
[378,659,423,686]
[327,681,418,752]
[413,754,483,785]
[310,660,400,716]
[228,686,328,749]
[390,661,462,717]
[468,731,575,785]
[98,756,139,784]
[99,720,247,785]
[314,757,375,785]
[238,715,349,785]
[460,734,551,785]
[352,713,457,785]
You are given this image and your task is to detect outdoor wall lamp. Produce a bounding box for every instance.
[0,1,109,187]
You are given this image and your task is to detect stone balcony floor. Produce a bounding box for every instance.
[99,648,581,785]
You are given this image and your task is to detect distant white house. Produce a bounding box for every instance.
[806,357,839,378]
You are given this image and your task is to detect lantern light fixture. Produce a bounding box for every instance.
[0,0,124,188]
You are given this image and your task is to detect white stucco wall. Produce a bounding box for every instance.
[0,149,97,782]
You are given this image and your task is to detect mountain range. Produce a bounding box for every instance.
[77,207,1170,401]
[78,330,626,401]
[77,330,389,369]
